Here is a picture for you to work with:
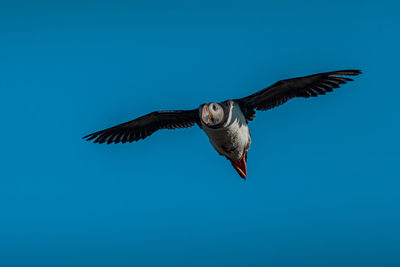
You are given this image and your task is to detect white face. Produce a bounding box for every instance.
[201,102,225,126]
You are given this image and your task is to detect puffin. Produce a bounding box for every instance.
[83,70,361,179]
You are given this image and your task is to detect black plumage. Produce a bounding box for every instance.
[236,70,361,121]
[83,69,361,144]
[83,110,200,144]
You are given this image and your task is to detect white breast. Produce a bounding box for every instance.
[202,102,251,162]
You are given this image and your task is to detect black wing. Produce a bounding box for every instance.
[83,109,200,144]
[236,70,361,121]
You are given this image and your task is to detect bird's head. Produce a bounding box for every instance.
[200,102,225,127]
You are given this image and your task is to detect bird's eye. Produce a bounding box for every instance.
[212,104,218,111]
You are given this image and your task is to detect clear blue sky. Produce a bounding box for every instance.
[1,0,399,266]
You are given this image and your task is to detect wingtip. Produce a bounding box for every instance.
[332,69,362,76]
[82,134,97,142]
[349,69,362,75]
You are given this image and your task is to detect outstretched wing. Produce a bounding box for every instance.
[236,70,361,120]
[83,109,200,144]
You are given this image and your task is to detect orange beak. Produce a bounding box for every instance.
[201,104,209,124]
[229,150,247,179]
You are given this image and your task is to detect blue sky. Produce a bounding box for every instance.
[1,0,399,266]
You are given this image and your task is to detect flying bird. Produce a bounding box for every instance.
[83,70,361,179]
